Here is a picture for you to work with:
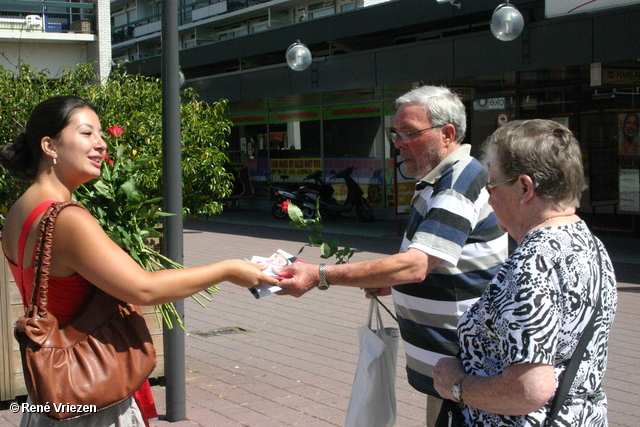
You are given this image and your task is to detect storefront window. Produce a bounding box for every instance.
[322,103,382,158]
[470,92,517,155]
[616,112,640,213]
[223,66,640,224]
[269,109,321,159]
[228,114,268,188]
[267,109,322,186]
[322,103,384,207]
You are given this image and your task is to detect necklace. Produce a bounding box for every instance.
[532,213,577,231]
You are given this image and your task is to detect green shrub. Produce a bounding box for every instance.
[0,62,233,223]
[0,62,232,328]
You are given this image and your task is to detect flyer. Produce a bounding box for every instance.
[248,249,306,299]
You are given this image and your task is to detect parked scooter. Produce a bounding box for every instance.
[300,167,374,222]
[300,170,336,203]
[270,183,316,220]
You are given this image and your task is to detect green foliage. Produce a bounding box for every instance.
[78,143,169,270]
[0,62,234,220]
[286,201,355,265]
[285,201,397,322]
[0,62,234,328]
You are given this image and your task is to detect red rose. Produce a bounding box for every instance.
[280,200,290,213]
[104,151,114,166]
[107,125,124,138]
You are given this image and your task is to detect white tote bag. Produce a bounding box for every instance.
[345,298,400,427]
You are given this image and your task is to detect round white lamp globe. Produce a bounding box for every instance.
[491,3,524,42]
[286,41,312,71]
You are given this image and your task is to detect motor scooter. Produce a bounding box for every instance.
[270,184,316,220]
[300,170,336,203]
[300,167,374,222]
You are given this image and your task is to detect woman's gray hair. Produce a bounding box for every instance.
[481,119,587,208]
[396,86,467,143]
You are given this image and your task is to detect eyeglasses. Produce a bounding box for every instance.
[485,176,518,194]
[390,125,442,143]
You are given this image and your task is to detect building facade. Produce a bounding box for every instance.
[116,0,640,232]
[0,0,111,80]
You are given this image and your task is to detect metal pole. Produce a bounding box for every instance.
[161,0,186,421]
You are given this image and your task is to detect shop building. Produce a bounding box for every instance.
[119,0,640,233]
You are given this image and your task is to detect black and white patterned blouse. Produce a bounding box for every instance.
[458,221,617,426]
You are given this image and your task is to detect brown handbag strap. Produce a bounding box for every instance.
[30,201,88,315]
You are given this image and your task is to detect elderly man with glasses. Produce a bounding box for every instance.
[277,85,508,426]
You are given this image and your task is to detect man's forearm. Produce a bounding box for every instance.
[326,249,439,288]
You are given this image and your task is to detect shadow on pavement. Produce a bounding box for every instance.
[184,218,400,257]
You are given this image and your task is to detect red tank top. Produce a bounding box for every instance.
[4,201,157,422]
[4,200,93,325]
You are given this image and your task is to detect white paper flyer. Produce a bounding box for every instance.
[248,249,306,299]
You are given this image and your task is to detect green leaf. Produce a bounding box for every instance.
[308,236,323,246]
[93,180,112,197]
[287,204,306,224]
[320,243,334,258]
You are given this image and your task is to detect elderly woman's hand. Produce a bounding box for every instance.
[433,357,466,401]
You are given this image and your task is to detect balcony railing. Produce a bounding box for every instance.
[0,0,95,34]
[112,0,250,45]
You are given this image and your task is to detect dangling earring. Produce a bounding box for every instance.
[53,157,57,165]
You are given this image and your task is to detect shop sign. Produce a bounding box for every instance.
[603,68,640,85]
[324,103,382,120]
[383,101,398,116]
[546,0,640,17]
[229,113,267,126]
[474,98,506,111]
[269,158,322,183]
[269,93,321,109]
[269,108,321,124]
[450,87,475,101]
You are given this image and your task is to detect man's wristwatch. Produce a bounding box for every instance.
[317,263,330,290]
[452,376,466,403]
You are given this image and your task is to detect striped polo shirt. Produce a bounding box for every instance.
[392,144,508,397]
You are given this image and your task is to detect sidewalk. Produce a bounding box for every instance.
[1,209,638,426]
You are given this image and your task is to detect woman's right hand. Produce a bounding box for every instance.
[52,206,280,304]
[222,259,280,288]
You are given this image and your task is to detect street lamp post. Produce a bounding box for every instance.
[161,0,186,421]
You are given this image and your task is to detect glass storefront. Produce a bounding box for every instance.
[225,61,640,227]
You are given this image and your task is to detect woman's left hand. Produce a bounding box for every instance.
[433,357,466,400]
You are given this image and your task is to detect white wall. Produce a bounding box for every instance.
[0,37,91,77]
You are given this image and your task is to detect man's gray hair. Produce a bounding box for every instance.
[396,86,467,143]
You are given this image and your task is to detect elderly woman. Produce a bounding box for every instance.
[433,119,617,426]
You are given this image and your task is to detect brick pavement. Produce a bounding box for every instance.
[0,210,638,426]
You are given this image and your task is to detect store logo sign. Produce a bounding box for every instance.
[473,98,506,111]
[603,68,640,85]
[546,0,640,18]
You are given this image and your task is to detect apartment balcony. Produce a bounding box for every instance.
[0,0,95,43]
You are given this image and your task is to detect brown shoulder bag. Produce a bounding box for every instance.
[14,201,157,421]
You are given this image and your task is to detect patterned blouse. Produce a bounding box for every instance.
[458,221,617,426]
